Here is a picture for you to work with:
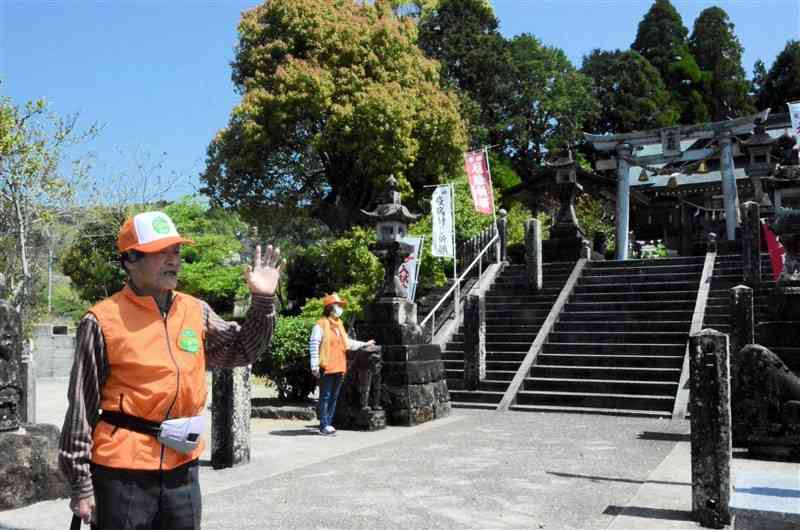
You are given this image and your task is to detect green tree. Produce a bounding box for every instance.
[581,49,679,134]
[755,40,800,113]
[203,0,467,234]
[502,34,597,181]
[0,95,96,329]
[632,0,709,124]
[689,7,754,120]
[418,0,509,147]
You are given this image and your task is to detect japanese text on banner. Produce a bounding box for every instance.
[431,185,454,258]
[397,236,423,302]
[463,150,494,215]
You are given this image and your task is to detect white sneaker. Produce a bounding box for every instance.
[320,425,336,436]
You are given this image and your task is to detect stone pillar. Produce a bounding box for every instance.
[615,144,632,260]
[689,329,732,529]
[0,300,21,432]
[211,366,251,470]
[707,232,718,253]
[20,339,35,424]
[496,209,508,264]
[741,201,761,286]
[525,218,543,291]
[729,285,754,358]
[463,295,485,390]
[719,133,740,241]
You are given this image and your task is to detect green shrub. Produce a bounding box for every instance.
[252,316,317,401]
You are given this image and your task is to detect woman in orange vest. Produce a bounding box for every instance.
[59,211,283,529]
[309,293,375,435]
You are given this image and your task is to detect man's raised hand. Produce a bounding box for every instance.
[244,244,284,296]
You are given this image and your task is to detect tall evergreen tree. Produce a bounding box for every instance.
[418,0,510,147]
[755,40,800,113]
[581,49,679,134]
[502,34,597,181]
[689,6,754,119]
[632,0,709,124]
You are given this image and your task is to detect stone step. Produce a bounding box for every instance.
[515,390,674,412]
[572,283,698,295]
[508,404,669,417]
[579,272,701,285]
[590,256,705,268]
[523,377,678,396]
[485,306,555,317]
[587,263,704,275]
[487,332,538,342]
[559,310,693,322]
[481,325,543,334]
[485,300,558,309]
[554,321,691,333]
[480,379,514,392]
[448,389,503,404]
[450,401,497,410]
[548,331,687,344]
[537,353,683,368]
[533,365,681,381]
[565,300,695,311]
[571,291,696,303]
[542,342,685,355]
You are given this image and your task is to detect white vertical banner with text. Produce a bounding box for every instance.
[397,236,423,302]
[431,185,455,258]
[788,101,800,138]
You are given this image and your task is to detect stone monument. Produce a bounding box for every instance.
[333,344,385,431]
[357,177,451,426]
[542,152,592,262]
[0,298,69,509]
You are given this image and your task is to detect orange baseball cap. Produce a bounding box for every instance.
[322,293,347,307]
[117,211,195,253]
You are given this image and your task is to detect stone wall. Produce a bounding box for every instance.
[32,324,75,378]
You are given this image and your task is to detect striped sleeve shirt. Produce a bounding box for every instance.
[58,293,276,499]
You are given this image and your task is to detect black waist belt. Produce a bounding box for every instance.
[100,410,161,437]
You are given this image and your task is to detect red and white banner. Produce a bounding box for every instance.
[788,100,800,138]
[463,150,494,215]
[762,220,785,280]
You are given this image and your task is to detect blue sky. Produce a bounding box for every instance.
[2,0,798,201]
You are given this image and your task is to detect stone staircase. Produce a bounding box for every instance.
[444,262,574,409]
[703,254,799,373]
[511,256,706,416]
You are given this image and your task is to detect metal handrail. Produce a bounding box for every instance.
[419,230,499,340]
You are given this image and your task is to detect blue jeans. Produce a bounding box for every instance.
[318,372,344,429]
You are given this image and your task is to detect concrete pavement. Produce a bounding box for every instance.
[0,378,795,529]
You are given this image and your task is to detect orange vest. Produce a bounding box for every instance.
[317,317,348,374]
[89,285,207,471]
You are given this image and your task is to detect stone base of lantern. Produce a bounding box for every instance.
[380,344,451,426]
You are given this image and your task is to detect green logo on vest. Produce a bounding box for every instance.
[152,216,171,234]
[179,329,200,354]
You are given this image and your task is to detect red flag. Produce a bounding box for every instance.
[761,220,785,280]
[463,150,494,215]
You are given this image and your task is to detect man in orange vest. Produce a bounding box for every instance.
[59,211,283,529]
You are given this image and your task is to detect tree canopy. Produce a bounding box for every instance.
[689,6,753,120]
[755,40,800,113]
[502,34,597,181]
[202,0,467,234]
[418,0,509,147]
[581,49,679,134]
[632,0,708,124]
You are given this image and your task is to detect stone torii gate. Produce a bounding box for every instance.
[584,110,770,259]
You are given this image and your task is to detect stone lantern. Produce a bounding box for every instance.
[743,119,775,206]
[542,151,590,261]
[355,176,451,427]
[361,176,421,300]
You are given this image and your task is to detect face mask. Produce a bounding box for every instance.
[332,305,344,318]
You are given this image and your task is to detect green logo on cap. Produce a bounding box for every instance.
[179,329,200,354]
[152,216,171,235]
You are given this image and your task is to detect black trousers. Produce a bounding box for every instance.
[91,460,201,530]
